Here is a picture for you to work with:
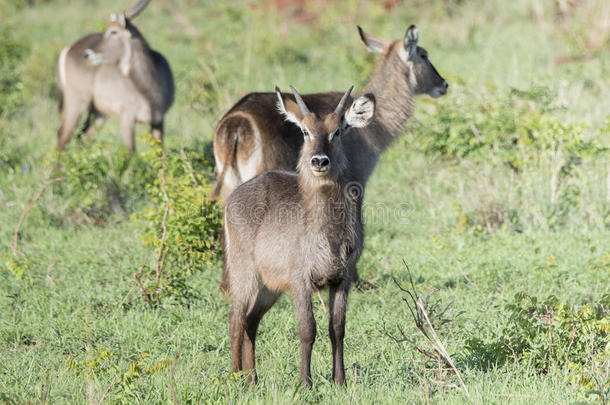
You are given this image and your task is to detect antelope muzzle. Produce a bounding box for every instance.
[310,155,330,176]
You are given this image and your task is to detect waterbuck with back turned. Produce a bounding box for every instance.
[223,85,375,386]
[211,25,447,201]
[56,0,174,151]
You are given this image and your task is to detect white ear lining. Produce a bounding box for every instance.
[343,96,375,130]
[404,27,419,59]
[363,38,385,54]
[275,92,309,136]
[275,98,300,127]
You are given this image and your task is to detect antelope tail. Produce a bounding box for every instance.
[56,45,70,116]
[208,128,240,201]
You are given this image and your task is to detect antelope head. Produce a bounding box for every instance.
[276,85,375,181]
[358,25,448,98]
[84,0,150,72]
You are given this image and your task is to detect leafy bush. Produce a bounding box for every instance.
[413,85,606,166]
[3,254,31,282]
[66,348,172,402]
[453,200,520,234]
[48,141,151,224]
[131,137,222,306]
[463,292,609,384]
[0,27,27,118]
[28,136,221,306]
[0,27,29,171]
[411,85,609,231]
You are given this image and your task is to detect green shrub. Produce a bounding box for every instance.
[41,136,221,305]
[463,292,609,382]
[0,27,29,171]
[411,84,608,231]
[48,141,148,224]
[131,137,222,306]
[66,348,172,402]
[0,27,27,118]
[413,85,606,166]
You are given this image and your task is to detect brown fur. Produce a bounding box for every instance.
[223,87,375,386]
[211,25,448,201]
[56,2,174,151]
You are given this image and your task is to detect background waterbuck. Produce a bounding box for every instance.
[223,85,375,386]
[56,0,174,151]
[211,25,447,201]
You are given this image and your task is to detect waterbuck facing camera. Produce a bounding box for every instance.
[223,85,375,386]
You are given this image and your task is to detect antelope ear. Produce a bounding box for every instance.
[404,25,419,59]
[275,86,306,132]
[342,94,375,132]
[118,12,127,28]
[357,26,387,54]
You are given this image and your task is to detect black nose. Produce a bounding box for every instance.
[443,80,449,90]
[311,155,330,169]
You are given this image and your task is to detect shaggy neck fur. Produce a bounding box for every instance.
[300,177,345,225]
[363,41,415,151]
[298,169,360,283]
[298,145,354,227]
[296,135,352,226]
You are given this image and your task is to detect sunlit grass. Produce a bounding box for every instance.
[1,0,608,403]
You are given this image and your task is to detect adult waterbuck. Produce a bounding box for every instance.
[56,0,174,151]
[223,85,375,386]
[211,25,447,201]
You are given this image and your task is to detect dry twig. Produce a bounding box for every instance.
[134,273,153,308]
[385,261,471,400]
[155,151,170,285]
[417,299,469,398]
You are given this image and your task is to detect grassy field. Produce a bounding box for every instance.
[1,0,609,403]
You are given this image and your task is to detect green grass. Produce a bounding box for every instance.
[1,0,609,403]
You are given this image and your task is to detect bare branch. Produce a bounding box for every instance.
[134,273,153,308]
[155,151,170,285]
[402,259,420,301]
[388,262,471,400]
[417,299,470,399]
[382,319,443,364]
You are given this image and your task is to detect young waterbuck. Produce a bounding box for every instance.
[211,25,447,201]
[56,0,174,151]
[223,85,375,386]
